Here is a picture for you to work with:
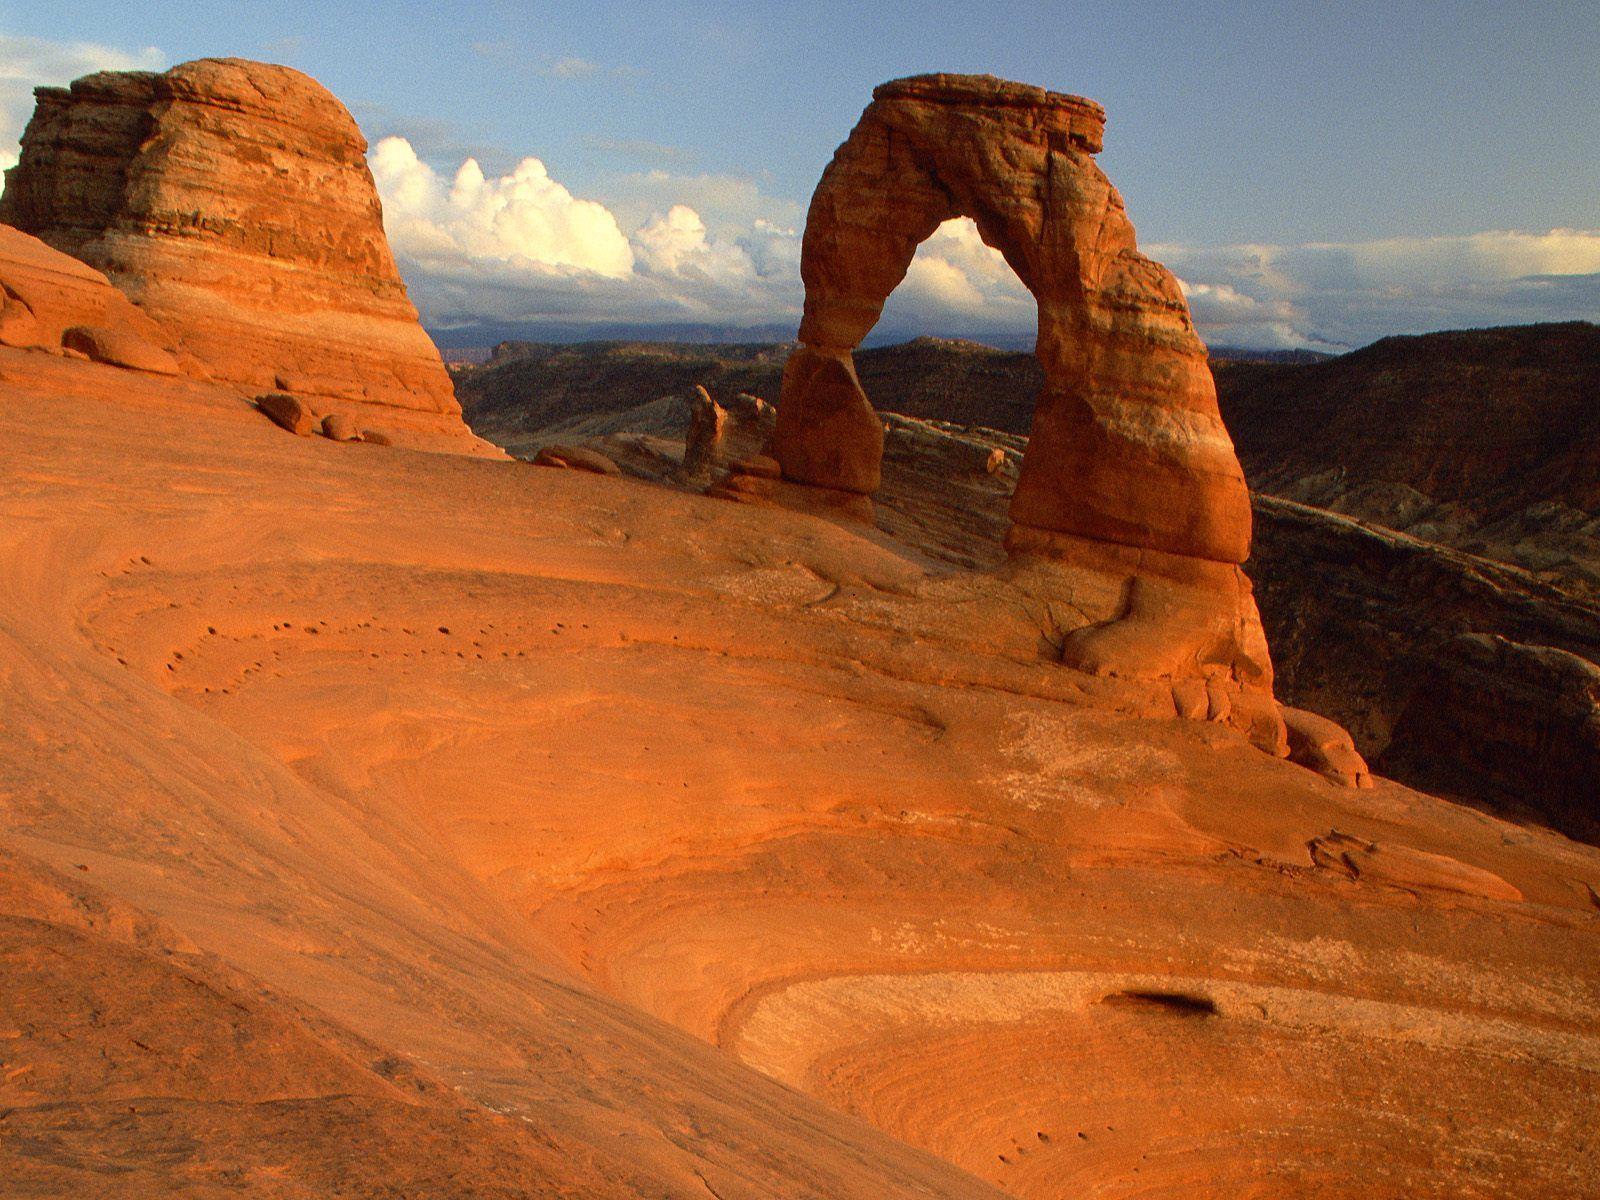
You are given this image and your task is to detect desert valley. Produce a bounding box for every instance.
[0,33,1597,1200]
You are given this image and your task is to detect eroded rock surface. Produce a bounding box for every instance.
[4,337,1598,1200]
[1,57,493,455]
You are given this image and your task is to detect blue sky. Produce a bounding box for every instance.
[3,2,1598,348]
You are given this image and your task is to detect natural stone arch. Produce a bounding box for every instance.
[771,74,1253,565]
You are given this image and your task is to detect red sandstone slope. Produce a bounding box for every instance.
[2,346,1597,1198]
[0,349,1008,1200]
[4,56,1599,1200]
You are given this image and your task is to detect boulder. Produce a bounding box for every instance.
[1,58,498,456]
[61,325,180,375]
[532,444,622,475]
[320,412,361,442]
[256,392,317,437]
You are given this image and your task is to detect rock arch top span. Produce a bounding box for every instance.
[771,73,1253,565]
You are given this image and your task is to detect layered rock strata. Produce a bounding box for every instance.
[1,57,491,454]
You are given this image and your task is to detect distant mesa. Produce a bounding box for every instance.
[1,57,496,456]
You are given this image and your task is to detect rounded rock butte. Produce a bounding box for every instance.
[773,73,1252,565]
[0,57,496,455]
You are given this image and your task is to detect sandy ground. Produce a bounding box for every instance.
[2,346,1597,1198]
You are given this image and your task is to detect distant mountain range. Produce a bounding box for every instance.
[454,334,1332,447]
[430,321,1333,363]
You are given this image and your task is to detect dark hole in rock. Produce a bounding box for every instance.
[1103,990,1219,1016]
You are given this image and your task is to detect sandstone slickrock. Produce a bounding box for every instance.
[1,57,496,456]
[5,332,1598,1200]
[458,328,1599,831]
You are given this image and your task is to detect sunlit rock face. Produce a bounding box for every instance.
[0,223,181,373]
[775,73,1251,565]
[1,57,490,454]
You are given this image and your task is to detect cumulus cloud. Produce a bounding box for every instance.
[369,135,1599,348]
[0,35,164,172]
[600,168,803,241]
[371,136,635,277]
[884,218,1033,334]
[1155,229,1600,349]
[372,137,803,330]
[1176,280,1314,350]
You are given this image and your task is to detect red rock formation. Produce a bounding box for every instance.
[764,75,1284,748]
[2,331,1595,1200]
[1,58,493,455]
[775,74,1251,563]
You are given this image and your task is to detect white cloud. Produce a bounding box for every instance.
[886,218,1034,330]
[372,137,803,330]
[633,204,751,279]
[1155,230,1600,348]
[546,56,600,79]
[600,168,803,240]
[369,135,1600,348]
[371,136,635,277]
[0,35,164,173]
[1177,279,1315,350]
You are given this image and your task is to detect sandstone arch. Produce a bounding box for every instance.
[772,74,1252,565]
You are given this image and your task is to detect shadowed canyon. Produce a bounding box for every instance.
[1,56,1597,1200]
